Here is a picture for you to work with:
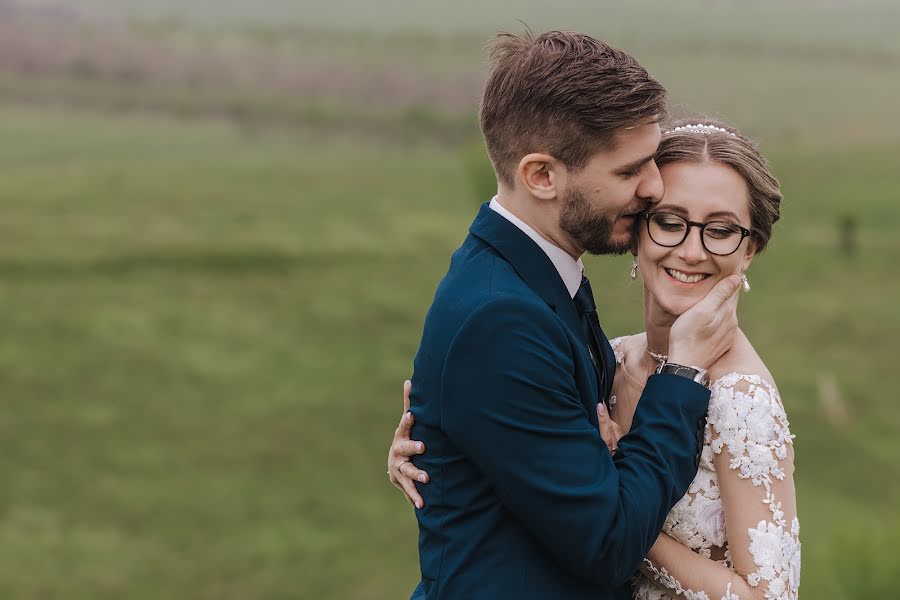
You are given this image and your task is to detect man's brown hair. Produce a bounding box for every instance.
[479,30,668,188]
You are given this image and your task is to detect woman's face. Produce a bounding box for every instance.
[637,160,756,317]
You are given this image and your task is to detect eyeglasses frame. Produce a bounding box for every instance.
[640,211,753,257]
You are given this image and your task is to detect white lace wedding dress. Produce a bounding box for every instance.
[609,337,801,600]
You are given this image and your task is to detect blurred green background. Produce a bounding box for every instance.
[0,0,898,598]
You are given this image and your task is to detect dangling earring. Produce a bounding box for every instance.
[630,258,638,280]
[741,272,751,292]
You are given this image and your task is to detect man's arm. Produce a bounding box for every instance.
[441,295,709,586]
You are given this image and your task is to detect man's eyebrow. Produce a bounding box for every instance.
[616,154,655,174]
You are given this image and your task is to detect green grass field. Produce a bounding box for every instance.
[0,108,897,598]
[1,0,899,597]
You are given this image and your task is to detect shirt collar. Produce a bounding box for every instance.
[489,196,584,298]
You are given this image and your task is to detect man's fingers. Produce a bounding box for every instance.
[402,379,412,414]
[705,274,742,309]
[722,275,741,313]
[399,459,430,484]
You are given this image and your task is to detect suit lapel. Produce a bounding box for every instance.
[468,203,601,415]
[469,203,582,336]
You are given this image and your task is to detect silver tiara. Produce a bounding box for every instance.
[668,124,736,137]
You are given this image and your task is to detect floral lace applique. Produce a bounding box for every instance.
[638,560,739,600]
[609,336,626,365]
[634,373,800,600]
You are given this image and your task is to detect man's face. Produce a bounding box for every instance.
[559,122,664,255]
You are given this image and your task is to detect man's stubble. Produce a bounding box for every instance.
[559,184,633,257]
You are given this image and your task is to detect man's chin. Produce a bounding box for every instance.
[583,231,634,256]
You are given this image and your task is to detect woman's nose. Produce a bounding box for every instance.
[676,227,708,263]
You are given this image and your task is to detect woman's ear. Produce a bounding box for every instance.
[517,153,562,200]
[740,238,758,272]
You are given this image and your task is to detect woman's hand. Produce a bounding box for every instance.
[597,402,623,454]
[387,380,430,509]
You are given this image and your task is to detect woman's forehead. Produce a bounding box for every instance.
[659,161,751,221]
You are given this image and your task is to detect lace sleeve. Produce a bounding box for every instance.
[638,373,801,600]
[609,336,625,364]
[708,373,801,599]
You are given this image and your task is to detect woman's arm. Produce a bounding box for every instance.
[387,379,625,508]
[641,373,800,600]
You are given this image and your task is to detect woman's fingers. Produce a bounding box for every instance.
[390,457,426,508]
[596,402,622,454]
[396,410,414,438]
[386,379,429,508]
[403,379,412,413]
[396,439,426,459]
[399,458,429,483]
[398,472,424,509]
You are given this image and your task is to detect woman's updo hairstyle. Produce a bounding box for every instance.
[655,118,782,253]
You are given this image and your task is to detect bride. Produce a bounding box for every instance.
[387,119,800,600]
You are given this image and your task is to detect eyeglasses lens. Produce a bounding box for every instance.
[646,213,743,256]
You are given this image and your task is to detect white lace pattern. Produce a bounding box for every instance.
[609,339,801,600]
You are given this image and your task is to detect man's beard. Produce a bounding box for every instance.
[559,185,632,256]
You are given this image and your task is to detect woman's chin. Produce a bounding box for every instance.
[650,290,704,318]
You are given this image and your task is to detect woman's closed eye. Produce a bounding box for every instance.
[705,223,741,239]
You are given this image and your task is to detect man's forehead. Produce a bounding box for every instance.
[622,114,662,130]
[603,122,661,163]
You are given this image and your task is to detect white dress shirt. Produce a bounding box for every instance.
[489,196,584,299]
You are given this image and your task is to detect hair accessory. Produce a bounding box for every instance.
[669,124,737,137]
[630,258,638,280]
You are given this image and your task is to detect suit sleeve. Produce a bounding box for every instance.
[441,296,709,586]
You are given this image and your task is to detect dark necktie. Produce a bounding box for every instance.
[574,275,610,409]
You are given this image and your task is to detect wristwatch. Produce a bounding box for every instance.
[656,361,710,388]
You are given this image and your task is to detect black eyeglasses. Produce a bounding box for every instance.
[641,212,753,256]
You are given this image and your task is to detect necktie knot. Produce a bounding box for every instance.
[574,275,597,315]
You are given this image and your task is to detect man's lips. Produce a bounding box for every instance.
[621,205,649,219]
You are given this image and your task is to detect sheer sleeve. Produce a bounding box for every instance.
[640,373,801,600]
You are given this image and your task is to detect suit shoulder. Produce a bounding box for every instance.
[437,242,540,305]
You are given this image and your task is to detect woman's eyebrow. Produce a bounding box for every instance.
[652,204,688,215]
[706,210,740,220]
[653,206,741,221]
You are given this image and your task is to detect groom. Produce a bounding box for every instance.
[402,31,740,599]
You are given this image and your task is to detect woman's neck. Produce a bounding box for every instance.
[642,286,677,362]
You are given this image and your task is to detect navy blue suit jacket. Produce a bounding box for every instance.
[408,203,709,599]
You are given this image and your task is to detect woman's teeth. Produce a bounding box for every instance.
[665,268,709,284]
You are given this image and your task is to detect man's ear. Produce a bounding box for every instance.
[517,153,563,200]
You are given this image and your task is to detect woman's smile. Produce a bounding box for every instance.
[662,267,712,286]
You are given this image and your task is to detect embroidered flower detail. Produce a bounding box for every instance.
[634,372,800,600]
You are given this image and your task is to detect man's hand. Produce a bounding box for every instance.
[597,402,623,454]
[667,274,741,370]
[387,380,430,509]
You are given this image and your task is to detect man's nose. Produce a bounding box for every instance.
[637,160,664,204]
